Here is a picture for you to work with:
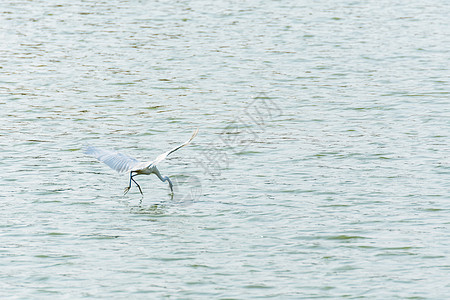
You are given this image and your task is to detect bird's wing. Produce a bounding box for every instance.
[84,146,142,174]
[149,128,199,167]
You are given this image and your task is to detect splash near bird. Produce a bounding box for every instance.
[85,129,198,195]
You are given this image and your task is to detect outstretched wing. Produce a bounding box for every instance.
[150,128,199,167]
[84,146,142,174]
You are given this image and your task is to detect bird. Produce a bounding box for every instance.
[84,129,198,195]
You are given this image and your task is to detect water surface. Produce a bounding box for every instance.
[1,0,449,298]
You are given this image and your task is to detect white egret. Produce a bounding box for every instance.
[85,129,198,195]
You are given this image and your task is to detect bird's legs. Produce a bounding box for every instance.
[153,167,174,195]
[132,176,143,195]
[124,172,143,195]
[124,172,133,195]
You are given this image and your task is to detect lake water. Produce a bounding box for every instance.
[1,0,449,298]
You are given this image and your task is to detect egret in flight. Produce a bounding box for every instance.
[85,129,198,195]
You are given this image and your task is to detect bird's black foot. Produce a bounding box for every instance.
[136,186,143,195]
[124,186,131,195]
[131,177,143,195]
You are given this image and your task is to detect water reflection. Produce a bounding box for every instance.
[1,0,448,298]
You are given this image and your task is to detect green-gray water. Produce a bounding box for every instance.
[1,0,449,298]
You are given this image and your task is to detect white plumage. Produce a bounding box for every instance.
[84,146,140,174]
[85,129,198,195]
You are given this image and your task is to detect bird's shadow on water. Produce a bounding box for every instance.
[124,194,173,215]
[129,202,167,215]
